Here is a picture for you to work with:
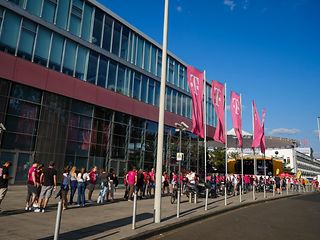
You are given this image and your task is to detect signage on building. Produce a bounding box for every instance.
[177,152,184,161]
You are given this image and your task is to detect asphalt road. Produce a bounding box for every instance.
[149,193,320,240]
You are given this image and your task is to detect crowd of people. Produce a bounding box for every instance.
[0,160,319,214]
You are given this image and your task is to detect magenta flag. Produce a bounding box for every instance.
[230,91,242,147]
[211,80,225,144]
[187,66,204,138]
[252,101,265,151]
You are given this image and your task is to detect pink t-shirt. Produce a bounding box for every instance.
[149,171,155,182]
[127,170,137,185]
[27,166,36,185]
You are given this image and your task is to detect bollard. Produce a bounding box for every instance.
[225,187,227,206]
[239,186,242,203]
[194,192,197,204]
[189,193,192,203]
[54,201,62,240]
[253,184,255,200]
[312,184,314,192]
[273,185,275,197]
[132,191,137,230]
[286,186,289,195]
[205,188,209,211]
[299,184,301,193]
[177,189,180,218]
[263,184,266,199]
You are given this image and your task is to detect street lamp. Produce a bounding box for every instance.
[175,121,189,218]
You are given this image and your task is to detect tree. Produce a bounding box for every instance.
[208,147,226,173]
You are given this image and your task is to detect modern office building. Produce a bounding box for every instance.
[0,0,217,183]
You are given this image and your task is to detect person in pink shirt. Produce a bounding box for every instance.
[87,166,97,203]
[148,168,155,197]
[126,167,137,201]
[25,161,38,211]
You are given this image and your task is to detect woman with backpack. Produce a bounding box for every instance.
[69,166,78,205]
[60,166,70,210]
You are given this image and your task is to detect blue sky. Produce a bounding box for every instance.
[101,0,320,156]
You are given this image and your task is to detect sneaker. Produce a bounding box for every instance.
[34,208,41,213]
[41,209,45,213]
[25,206,29,211]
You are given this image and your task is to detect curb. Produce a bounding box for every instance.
[122,193,302,240]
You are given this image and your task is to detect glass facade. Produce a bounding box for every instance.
[0,0,214,183]
[0,78,203,183]
[0,1,215,125]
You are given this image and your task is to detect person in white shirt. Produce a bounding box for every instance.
[77,168,90,207]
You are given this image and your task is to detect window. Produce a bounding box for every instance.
[102,15,113,51]
[92,8,103,47]
[56,0,70,29]
[168,57,174,83]
[116,64,125,94]
[62,40,77,76]
[81,2,93,41]
[155,81,160,106]
[86,51,98,84]
[75,45,88,80]
[120,26,129,60]
[136,37,143,68]
[7,0,25,7]
[97,56,108,87]
[133,72,141,100]
[0,7,3,28]
[42,0,57,23]
[172,90,177,114]
[141,75,147,103]
[112,21,121,56]
[107,60,117,91]
[0,11,21,54]
[69,0,83,36]
[34,26,51,66]
[181,95,186,117]
[144,41,151,71]
[130,33,136,63]
[174,60,179,86]
[150,46,157,75]
[179,65,185,89]
[17,19,37,60]
[147,79,155,105]
[177,92,182,115]
[49,33,64,71]
[165,87,172,112]
[26,0,42,17]
[157,50,162,77]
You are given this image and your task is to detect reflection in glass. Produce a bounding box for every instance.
[86,51,98,84]
[81,2,93,41]
[56,0,70,29]
[49,33,64,71]
[34,26,51,66]
[62,40,77,76]
[17,19,37,60]
[97,56,108,88]
[107,60,117,91]
[120,26,129,60]
[42,0,57,23]
[75,46,88,80]
[112,21,121,56]
[102,15,113,51]
[92,9,104,46]
[0,11,21,54]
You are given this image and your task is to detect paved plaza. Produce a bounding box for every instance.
[0,186,306,240]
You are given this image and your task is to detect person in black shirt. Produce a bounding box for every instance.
[0,161,12,213]
[35,161,57,213]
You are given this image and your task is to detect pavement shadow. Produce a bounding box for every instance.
[37,212,153,240]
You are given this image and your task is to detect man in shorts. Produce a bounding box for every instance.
[0,161,12,213]
[26,161,38,211]
[35,161,57,212]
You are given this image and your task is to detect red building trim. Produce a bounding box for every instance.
[0,51,215,137]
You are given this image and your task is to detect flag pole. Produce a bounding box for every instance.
[240,94,244,198]
[154,0,169,224]
[204,71,209,211]
[224,83,228,206]
[252,102,256,200]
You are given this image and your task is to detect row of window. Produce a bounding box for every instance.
[4,0,190,91]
